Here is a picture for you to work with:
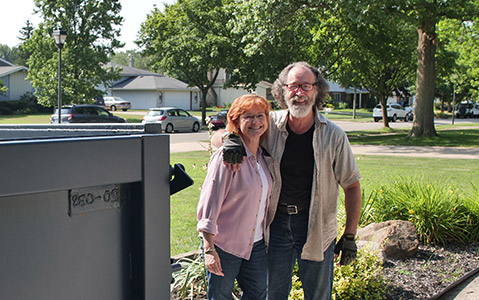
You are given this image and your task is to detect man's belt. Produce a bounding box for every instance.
[277,203,309,215]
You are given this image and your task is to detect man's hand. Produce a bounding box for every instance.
[334,233,357,265]
[223,132,246,165]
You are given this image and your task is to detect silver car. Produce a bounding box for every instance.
[103,96,132,111]
[142,107,201,133]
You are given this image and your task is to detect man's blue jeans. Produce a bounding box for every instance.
[204,240,267,300]
[267,210,335,300]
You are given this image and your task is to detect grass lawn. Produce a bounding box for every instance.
[347,128,479,147]
[0,114,52,124]
[170,151,479,255]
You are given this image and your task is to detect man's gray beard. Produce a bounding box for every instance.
[287,96,314,118]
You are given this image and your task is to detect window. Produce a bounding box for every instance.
[177,110,189,117]
[332,93,341,103]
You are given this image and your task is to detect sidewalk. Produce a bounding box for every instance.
[350,145,479,160]
[436,271,479,300]
[170,141,479,160]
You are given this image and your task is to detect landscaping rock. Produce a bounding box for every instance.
[357,220,419,260]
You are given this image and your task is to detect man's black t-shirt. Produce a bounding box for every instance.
[278,123,315,208]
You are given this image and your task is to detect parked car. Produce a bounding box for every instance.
[373,103,409,122]
[455,102,477,118]
[207,109,228,129]
[142,107,201,133]
[404,105,415,121]
[50,105,127,123]
[93,96,105,106]
[103,96,131,111]
[473,103,479,118]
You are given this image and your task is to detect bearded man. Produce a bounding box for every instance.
[217,62,362,300]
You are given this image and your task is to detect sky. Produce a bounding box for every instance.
[1,0,175,50]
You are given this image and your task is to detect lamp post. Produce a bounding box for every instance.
[451,74,457,125]
[452,81,456,125]
[52,29,67,123]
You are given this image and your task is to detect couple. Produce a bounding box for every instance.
[197,62,362,300]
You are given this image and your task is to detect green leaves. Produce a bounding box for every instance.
[371,177,479,245]
[24,0,123,107]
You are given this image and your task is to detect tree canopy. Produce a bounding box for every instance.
[335,0,417,127]
[137,0,237,123]
[23,0,124,107]
[384,0,479,137]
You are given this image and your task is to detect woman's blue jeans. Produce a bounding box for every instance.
[203,240,267,300]
[267,210,335,300]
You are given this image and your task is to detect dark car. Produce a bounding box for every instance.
[50,104,127,123]
[207,109,228,129]
[455,102,474,118]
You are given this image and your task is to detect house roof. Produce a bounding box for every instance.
[112,75,198,91]
[0,66,28,78]
[108,62,198,91]
[328,80,369,94]
[0,58,15,67]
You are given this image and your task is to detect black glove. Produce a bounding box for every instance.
[334,233,357,266]
[223,132,246,164]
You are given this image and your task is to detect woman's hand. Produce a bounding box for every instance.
[204,249,224,276]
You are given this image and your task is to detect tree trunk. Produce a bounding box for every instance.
[410,25,438,137]
[353,86,357,120]
[380,94,390,128]
[201,88,209,125]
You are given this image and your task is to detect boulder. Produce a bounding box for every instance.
[357,220,419,260]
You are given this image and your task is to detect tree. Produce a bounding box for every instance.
[438,19,479,104]
[384,0,479,137]
[137,0,236,124]
[16,19,36,66]
[110,50,156,72]
[23,0,124,107]
[0,44,25,66]
[227,0,350,87]
[336,0,417,127]
[0,80,7,96]
[18,19,35,43]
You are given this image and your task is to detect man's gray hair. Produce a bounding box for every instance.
[271,62,329,109]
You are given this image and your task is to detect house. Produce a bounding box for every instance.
[105,61,200,111]
[328,81,372,108]
[0,58,34,101]
[208,69,273,107]
[209,69,372,109]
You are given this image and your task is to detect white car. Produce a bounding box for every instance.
[373,104,409,122]
[142,107,201,133]
[103,96,131,111]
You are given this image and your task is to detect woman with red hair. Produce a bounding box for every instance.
[197,94,272,300]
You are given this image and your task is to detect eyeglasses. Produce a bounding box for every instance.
[240,113,266,122]
[284,82,317,92]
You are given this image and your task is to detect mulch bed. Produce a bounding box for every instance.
[383,243,479,299]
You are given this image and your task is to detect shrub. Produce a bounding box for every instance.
[338,101,350,109]
[462,184,479,242]
[0,92,50,115]
[171,255,207,299]
[289,247,387,300]
[171,254,242,300]
[435,111,449,119]
[371,177,477,244]
[333,247,387,300]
